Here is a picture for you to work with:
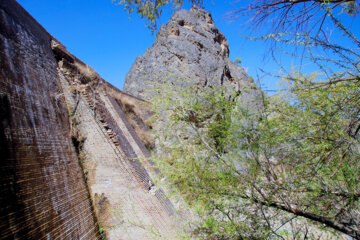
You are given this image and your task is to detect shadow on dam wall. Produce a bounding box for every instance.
[0,0,185,239]
[0,0,99,239]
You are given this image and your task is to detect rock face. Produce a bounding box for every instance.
[124,5,252,101]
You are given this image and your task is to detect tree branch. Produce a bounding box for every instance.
[244,194,360,239]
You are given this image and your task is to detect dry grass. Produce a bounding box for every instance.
[103,85,155,150]
[135,127,155,150]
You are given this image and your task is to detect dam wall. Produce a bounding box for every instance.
[0,1,185,239]
[0,0,99,239]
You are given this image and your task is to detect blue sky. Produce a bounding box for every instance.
[17,0,359,92]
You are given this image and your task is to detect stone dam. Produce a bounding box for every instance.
[0,1,187,239]
[0,1,255,239]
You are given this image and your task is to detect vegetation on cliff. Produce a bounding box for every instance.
[151,75,359,239]
[121,0,360,238]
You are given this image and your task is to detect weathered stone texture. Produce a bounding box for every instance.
[123,5,252,101]
[0,1,98,239]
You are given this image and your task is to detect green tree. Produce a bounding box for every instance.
[151,77,360,238]
[122,0,360,238]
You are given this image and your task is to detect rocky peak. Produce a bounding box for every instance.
[165,5,229,57]
[123,6,251,101]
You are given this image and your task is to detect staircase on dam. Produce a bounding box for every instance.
[58,53,187,239]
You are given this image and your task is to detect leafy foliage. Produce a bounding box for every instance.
[113,0,202,32]
[151,74,360,239]
[234,57,242,65]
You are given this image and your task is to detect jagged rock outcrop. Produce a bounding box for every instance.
[124,5,252,101]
